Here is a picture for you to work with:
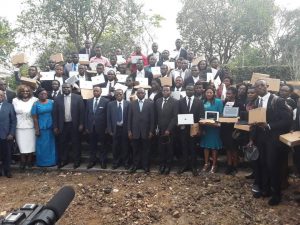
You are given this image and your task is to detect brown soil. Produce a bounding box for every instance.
[0,170,299,225]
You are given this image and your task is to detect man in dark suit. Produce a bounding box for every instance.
[107,89,130,169]
[41,64,69,92]
[128,88,154,173]
[85,86,109,169]
[171,39,187,60]
[0,80,16,104]
[155,85,179,174]
[184,65,200,87]
[53,83,85,169]
[131,59,153,85]
[79,40,96,59]
[0,90,16,178]
[293,100,300,177]
[48,80,62,100]
[251,79,292,205]
[177,84,205,176]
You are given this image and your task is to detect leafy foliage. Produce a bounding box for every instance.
[0,17,16,62]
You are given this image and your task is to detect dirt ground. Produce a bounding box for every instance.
[0,170,299,225]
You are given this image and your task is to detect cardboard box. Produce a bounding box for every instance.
[250,73,270,84]
[190,123,200,136]
[20,77,38,89]
[279,131,300,147]
[50,53,64,63]
[248,107,266,124]
[11,53,29,65]
[286,81,300,96]
[218,117,239,123]
[160,77,172,87]
[234,124,250,132]
[81,89,94,99]
[79,54,90,65]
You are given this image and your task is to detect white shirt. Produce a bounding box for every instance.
[64,94,72,122]
[54,76,64,91]
[136,69,145,78]
[116,100,124,125]
[149,92,157,100]
[126,89,133,101]
[174,87,182,92]
[77,74,86,82]
[152,52,160,61]
[259,92,271,109]
[192,76,199,84]
[106,80,115,90]
[186,96,194,111]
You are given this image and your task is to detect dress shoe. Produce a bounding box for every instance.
[129,166,137,174]
[144,167,150,173]
[159,165,165,174]
[177,167,188,174]
[245,172,255,179]
[100,162,107,169]
[164,167,171,175]
[87,162,95,169]
[73,162,80,169]
[252,184,261,198]
[124,164,130,170]
[192,169,198,176]
[4,172,12,178]
[268,196,281,206]
[225,166,233,175]
[112,164,119,170]
[58,161,68,169]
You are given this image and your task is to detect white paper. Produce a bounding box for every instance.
[151,67,161,75]
[69,71,79,77]
[114,83,128,93]
[116,55,126,64]
[163,61,175,70]
[171,91,181,100]
[207,73,214,82]
[89,62,98,71]
[40,71,55,81]
[173,70,182,80]
[178,114,194,125]
[80,80,93,89]
[136,77,149,86]
[170,50,179,59]
[131,55,142,64]
[116,74,128,83]
[213,76,221,88]
[101,88,109,96]
[65,75,79,85]
[180,91,186,98]
[79,54,89,62]
[211,68,218,77]
[91,75,105,85]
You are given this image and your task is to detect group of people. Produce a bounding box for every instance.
[0,39,300,207]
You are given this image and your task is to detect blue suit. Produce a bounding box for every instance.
[107,100,130,167]
[0,101,16,174]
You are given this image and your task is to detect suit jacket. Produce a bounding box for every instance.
[107,100,130,135]
[178,97,205,124]
[0,102,16,139]
[48,90,62,100]
[53,93,85,131]
[293,101,300,131]
[128,99,155,139]
[179,48,188,60]
[131,69,153,85]
[147,52,162,64]
[155,97,178,134]
[79,48,96,59]
[184,76,199,87]
[5,89,16,104]
[85,97,109,134]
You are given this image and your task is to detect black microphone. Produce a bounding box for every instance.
[31,186,75,225]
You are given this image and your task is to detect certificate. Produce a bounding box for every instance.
[101,88,109,96]
[178,114,194,125]
[91,75,105,85]
[136,77,149,86]
[40,71,55,81]
[205,111,219,121]
[65,74,79,85]
[131,55,142,64]
[79,54,89,64]
[89,62,98,71]
[207,73,214,82]
[80,80,93,89]
[223,106,239,117]
[163,61,175,70]
[81,89,93,99]
[151,67,161,75]
[114,83,128,93]
[180,91,186,98]
[116,55,126,64]
[213,76,221,88]
[116,74,128,83]
[171,91,181,100]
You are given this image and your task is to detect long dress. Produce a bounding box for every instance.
[200,98,224,150]
[13,97,37,154]
[31,100,57,166]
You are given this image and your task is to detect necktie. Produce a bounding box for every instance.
[93,98,98,113]
[187,97,191,112]
[109,82,112,90]
[139,100,143,112]
[117,102,122,122]
[259,98,263,108]
[53,91,57,98]
[162,98,167,110]
[176,88,179,91]
[87,49,90,55]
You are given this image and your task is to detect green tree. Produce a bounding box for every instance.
[0,17,16,62]
[176,0,275,64]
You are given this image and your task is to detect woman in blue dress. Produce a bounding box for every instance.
[200,87,223,173]
[31,88,56,166]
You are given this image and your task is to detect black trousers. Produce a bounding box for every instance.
[88,126,105,163]
[131,138,151,169]
[179,128,197,169]
[59,122,81,164]
[0,139,12,174]
[254,134,283,197]
[294,146,300,174]
[158,135,173,167]
[112,126,129,166]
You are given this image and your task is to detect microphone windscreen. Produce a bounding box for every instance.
[45,186,75,219]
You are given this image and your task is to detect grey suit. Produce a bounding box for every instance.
[128,99,154,169]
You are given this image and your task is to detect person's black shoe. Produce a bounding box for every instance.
[112,164,119,170]
[144,167,150,173]
[164,167,171,175]
[4,172,12,178]
[87,162,95,169]
[268,196,281,206]
[192,169,198,176]
[57,162,67,169]
[245,172,255,179]
[177,167,188,174]
[19,162,26,170]
[129,166,137,174]
[159,165,165,174]
[73,162,80,169]
[124,164,130,170]
[100,162,107,169]
[225,166,233,175]
[261,191,271,198]
[252,185,261,198]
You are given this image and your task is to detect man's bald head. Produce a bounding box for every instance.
[254,79,268,97]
